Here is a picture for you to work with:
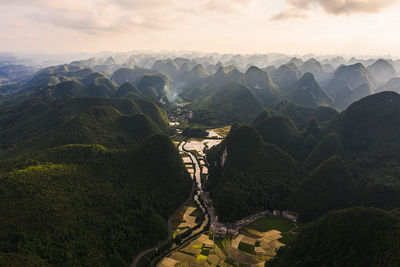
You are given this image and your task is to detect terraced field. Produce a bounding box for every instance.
[170,205,202,238]
[157,217,297,266]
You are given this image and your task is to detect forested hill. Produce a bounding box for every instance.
[267,207,400,266]
[0,85,192,265]
[206,124,304,222]
[206,91,400,225]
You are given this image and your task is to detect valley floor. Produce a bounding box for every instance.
[157,127,298,266]
[158,217,297,266]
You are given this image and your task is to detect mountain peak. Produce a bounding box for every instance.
[367,59,397,82]
[103,56,116,66]
[298,72,316,83]
[290,72,333,107]
[302,58,326,73]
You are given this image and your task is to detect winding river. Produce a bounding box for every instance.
[133,135,222,266]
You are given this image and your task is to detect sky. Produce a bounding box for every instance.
[0,0,400,56]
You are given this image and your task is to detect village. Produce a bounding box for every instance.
[202,189,298,238]
[168,103,193,124]
[157,125,299,267]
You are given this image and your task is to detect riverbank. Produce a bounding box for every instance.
[132,139,213,266]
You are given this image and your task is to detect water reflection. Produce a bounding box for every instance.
[184,139,222,157]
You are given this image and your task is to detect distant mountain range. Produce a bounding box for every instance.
[2,53,399,130]
[2,54,399,108]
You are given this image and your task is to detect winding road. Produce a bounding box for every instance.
[131,140,204,267]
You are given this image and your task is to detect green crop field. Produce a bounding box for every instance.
[247,217,295,233]
[279,232,297,244]
[238,242,255,254]
[225,257,237,265]
[215,238,228,256]
[200,249,210,256]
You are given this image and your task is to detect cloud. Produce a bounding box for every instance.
[0,0,179,34]
[270,8,308,20]
[27,3,171,34]
[272,0,398,20]
[204,0,254,13]
[287,0,312,8]
[0,0,255,34]
[318,0,397,14]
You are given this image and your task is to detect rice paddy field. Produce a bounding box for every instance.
[207,126,231,138]
[183,125,229,157]
[184,138,222,157]
[170,204,202,239]
[157,217,297,267]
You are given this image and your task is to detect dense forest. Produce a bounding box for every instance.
[206,91,400,224]
[206,124,304,222]
[0,136,191,265]
[0,74,192,265]
[266,207,400,266]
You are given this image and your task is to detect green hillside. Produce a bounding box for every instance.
[84,73,117,97]
[134,97,169,132]
[114,82,142,98]
[111,66,154,85]
[243,66,278,105]
[267,207,400,266]
[179,64,209,83]
[26,65,93,91]
[152,60,179,79]
[136,74,169,96]
[51,80,87,98]
[270,64,299,91]
[0,135,192,266]
[272,100,338,130]
[328,91,400,180]
[0,69,190,266]
[192,82,264,125]
[254,115,299,155]
[252,109,271,125]
[287,156,357,221]
[43,107,162,150]
[0,96,169,155]
[281,91,400,222]
[304,132,346,171]
[207,124,304,222]
[288,72,333,108]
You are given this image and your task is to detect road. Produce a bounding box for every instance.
[131,141,199,267]
[131,247,157,267]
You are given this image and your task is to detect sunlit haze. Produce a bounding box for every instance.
[1,0,400,56]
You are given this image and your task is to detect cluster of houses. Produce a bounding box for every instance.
[201,190,299,239]
[168,105,193,123]
[277,210,299,222]
[179,132,299,241]
[211,209,298,238]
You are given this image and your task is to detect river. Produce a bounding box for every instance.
[133,135,222,266]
